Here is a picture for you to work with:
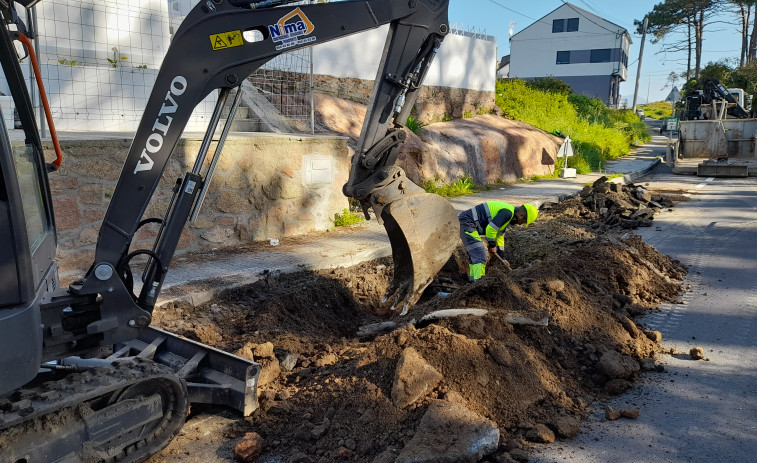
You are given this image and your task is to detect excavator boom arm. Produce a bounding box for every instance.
[66,0,456,348]
[94,0,448,267]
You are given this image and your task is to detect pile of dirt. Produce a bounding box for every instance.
[152,185,687,463]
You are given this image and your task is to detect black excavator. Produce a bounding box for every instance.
[0,0,458,461]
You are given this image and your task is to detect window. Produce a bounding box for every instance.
[556,51,571,64]
[553,18,579,33]
[590,49,611,63]
[12,143,49,252]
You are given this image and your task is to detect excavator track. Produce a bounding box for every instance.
[0,357,189,463]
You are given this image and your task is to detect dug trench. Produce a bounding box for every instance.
[149,178,689,463]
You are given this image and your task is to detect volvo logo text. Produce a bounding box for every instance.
[134,76,187,174]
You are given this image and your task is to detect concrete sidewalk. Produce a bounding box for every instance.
[158,130,669,308]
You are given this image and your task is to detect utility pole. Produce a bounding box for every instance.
[632,15,648,112]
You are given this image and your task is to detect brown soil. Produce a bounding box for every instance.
[149,179,688,463]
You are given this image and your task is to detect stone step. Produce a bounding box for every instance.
[228,118,261,132]
[221,106,251,119]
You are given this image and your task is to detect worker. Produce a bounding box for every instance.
[458,201,538,281]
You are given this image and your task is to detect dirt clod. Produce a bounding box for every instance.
[643,329,663,342]
[690,347,706,360]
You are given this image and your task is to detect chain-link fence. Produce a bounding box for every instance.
[15,0,171,131]
[0,1,494,133]
[168,0,315,133]
[2,0,315,132]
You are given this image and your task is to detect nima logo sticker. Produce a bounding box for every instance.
[268,7,316,51]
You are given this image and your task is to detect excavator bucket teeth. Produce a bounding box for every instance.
[381,192,459,314]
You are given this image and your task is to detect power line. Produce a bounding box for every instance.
[576,0,635,31]
[484,0,539,22]
[560,1,626,36]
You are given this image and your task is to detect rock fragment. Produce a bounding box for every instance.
[276,351,298,371]
[552,416,581,438]
[605,406,622,420]
[599,350,640,379]
[526,423,556,443]
[395,401,499,463]
[234,432,264,462]
[391,347,443,409]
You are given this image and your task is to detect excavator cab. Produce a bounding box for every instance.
[0,0,58,395]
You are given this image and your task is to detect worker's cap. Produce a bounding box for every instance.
[523,204,538,227]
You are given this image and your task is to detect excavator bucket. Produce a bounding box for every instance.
[381,191,459,315]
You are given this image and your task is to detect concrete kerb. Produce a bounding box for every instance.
[157,230,394,310]
[619,156,663,184]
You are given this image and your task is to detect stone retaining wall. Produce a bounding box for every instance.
[313,75,497,124]
[45,134,351,279]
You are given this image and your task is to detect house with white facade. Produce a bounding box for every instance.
[496,55,510,79]
[509,3,631,106]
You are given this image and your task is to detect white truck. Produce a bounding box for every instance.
[671,78,757,176]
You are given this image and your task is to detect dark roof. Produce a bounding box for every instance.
[509,2,629,41]
[498,55,510,70]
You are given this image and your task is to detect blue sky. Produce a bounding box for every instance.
[448,0,748,103]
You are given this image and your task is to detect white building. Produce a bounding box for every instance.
[509,3,630,106]
[496,55,510,79]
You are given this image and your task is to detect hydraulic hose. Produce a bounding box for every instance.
[17,31,63,171]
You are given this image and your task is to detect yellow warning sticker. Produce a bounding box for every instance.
[210,30,244,50]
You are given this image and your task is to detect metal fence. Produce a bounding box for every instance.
[2,1,492,133]
[8,0,315,132]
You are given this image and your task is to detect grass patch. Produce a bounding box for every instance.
[406,116,423,134]
[495,79,651,173]
[639,101,674,120]
[333,209,364,227]
[421,174,476,198]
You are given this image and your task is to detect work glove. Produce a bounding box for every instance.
[496,248,506,259]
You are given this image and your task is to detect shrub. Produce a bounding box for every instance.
[421,174,475,198]
[406,116,423,134]
[525,76,573,94]
[333,209,364,227]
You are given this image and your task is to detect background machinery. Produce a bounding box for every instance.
[680,77,750,121]
[0,0,457,461]
[672,78,757,177]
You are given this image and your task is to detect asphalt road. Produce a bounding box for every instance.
[530,165,757,462]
